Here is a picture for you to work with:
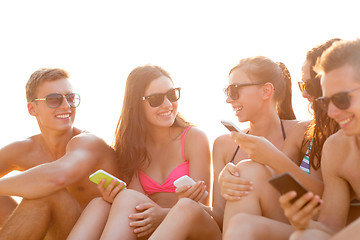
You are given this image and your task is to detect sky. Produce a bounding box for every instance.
[1,0,359,151]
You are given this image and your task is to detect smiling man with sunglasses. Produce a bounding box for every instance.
[280,39,360,240]
[0,68,120,239]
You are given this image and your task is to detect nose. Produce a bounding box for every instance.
[226,95,233,104]
[162,96,172,107]
[59,96,71,109]
[327,101,341,119]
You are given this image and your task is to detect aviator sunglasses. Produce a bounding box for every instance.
[142,87,181,107]
[315,86,360,112]
[33,93,81,108]
[224,83,262,100]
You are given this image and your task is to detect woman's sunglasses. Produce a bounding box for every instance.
[33,93,81,108]
[224,83,262,100]
[142,88,181,107]
[315,86,360,112]
[298,81,317,96]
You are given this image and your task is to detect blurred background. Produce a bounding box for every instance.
[1,0,359,150]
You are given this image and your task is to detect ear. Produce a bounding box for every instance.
[262,82,274,100]
[27,102,37,116]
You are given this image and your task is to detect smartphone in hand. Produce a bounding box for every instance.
[174,175,208,199]
[268,172,308,204]
[221,120,242,133]
[89,169,127,190]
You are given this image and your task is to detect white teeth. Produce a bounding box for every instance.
[338,117,351,126]
[234,106,243,111]
[56,114,70,119]
[159,111,171,116]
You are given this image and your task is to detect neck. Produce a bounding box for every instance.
[39,127,76,159]
[146,126,176,146]
[248,111,282,138]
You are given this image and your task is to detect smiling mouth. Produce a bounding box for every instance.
[159,110,172,116]
[56,113,71,119]
[234,106,243,112]
[338,117,352,126]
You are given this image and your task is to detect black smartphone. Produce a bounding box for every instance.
[268,172,308,204]
[221,120,241,133]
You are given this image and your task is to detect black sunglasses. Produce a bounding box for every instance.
[298,81,317,97]
[315,86,360,112]
[33,93,81,108]
[224,83,262,100]
[142,88,181,107]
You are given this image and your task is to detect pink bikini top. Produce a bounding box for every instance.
[139,127,191,195]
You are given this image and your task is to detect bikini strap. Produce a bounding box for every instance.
[181,126,192,161]
[230,129,249,163]
[280,120,286,140]
[230,146,240,163]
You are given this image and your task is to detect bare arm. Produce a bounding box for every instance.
[318,135,350,232]
[230,121,323,195]
[187,127,211,205]
[0,133,112,199]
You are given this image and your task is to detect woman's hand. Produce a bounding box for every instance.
[129,203,167,238]
[97,179,126,203]
[279,191,322,230]
[175,181,207,202]
[230,131,278,165]
[218,162,253,201]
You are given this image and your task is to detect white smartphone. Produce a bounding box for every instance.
[221,120,242,133]
[174,175,208,199]
[89,169,127,190]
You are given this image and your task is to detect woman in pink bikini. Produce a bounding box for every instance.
[67,65,219,239]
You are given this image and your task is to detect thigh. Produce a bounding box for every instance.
[67,197,111,240]
[100,189,156,240]
[225,213,294,240]
[45,189,83,240]
[0,196,18,227]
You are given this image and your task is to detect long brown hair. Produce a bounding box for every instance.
[112,65,189,183]
[229,56,296,120]
[300,38,341,170]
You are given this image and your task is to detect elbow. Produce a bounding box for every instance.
[49,164,75,188]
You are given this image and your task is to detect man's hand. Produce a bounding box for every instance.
[279,191,322,230]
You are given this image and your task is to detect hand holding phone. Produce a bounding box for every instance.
[174,175,208,199]
[89,169,127,190]
[268,172,308,204]
[221,120,242,133]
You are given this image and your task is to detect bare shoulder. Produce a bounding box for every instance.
[282,119,307,131]
[322,130,348,166]
[213,134,234,149]
[0,137,36,171]
[213,133,238,162]
[67,131,113,155]
[286,120,310,138]
[183,126,209,144]
[323,130,347,149]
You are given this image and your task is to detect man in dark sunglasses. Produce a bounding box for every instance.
[283,39,360,240]
[0,68,121,239]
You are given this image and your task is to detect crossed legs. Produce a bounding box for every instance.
[0,189,82,240]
